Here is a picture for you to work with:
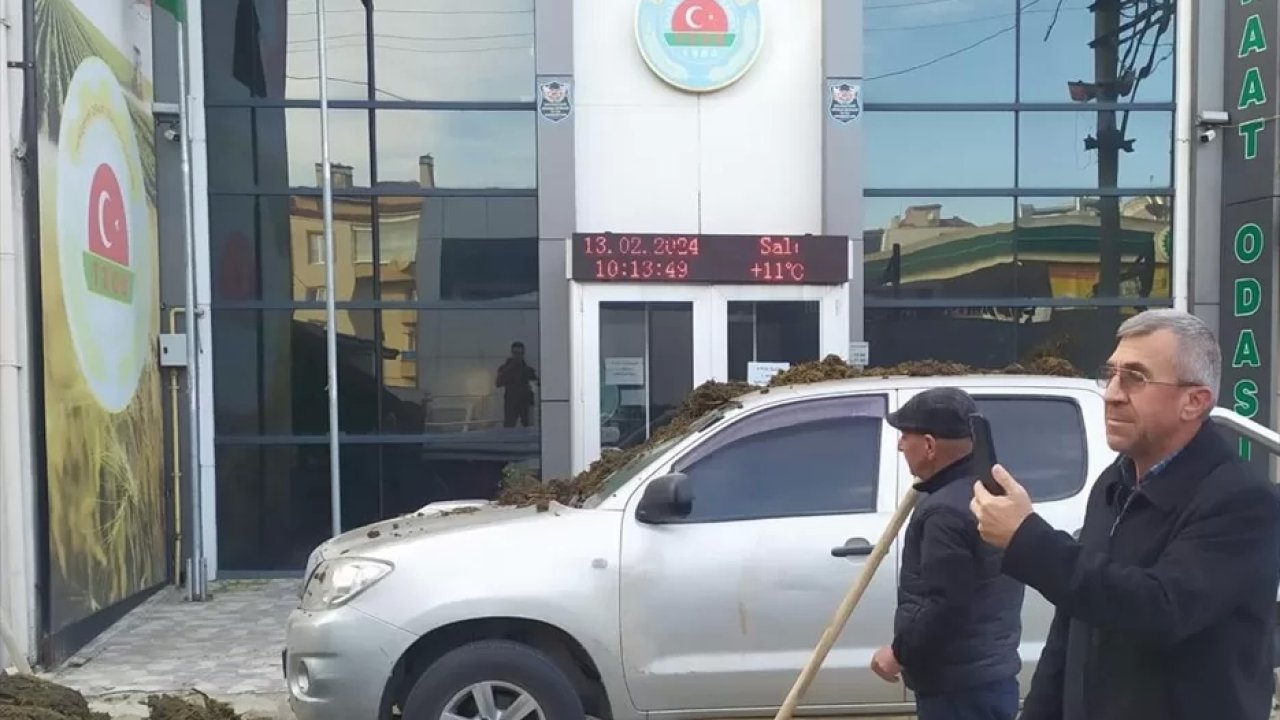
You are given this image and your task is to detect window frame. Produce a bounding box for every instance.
[970,392,1089,503]
[649,393,890,525]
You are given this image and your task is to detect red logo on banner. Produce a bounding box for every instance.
[87,163,130,266]
[83,162,135,303]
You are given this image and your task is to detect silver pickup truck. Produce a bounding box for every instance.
[282,374,1278,720]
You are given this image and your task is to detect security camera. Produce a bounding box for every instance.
[162,124,180,142]
[1199,128,1218,144]
[1198,110,1230,127]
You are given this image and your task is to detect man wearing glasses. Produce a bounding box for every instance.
[970,308,1280,720]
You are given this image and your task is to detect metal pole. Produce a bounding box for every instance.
[177,8,205,601]
[1170,0,1194,312]
[315,0,342,537]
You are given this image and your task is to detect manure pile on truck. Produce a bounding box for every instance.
[495,352,1084,509]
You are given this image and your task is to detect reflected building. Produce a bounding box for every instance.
[867,196,1171,302]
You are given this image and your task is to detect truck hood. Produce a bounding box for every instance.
[304,499,563,577]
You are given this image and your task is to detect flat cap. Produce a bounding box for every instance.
[886,387,978,439]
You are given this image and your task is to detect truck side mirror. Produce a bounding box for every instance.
[636,473,694,524]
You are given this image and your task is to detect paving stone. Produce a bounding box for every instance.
[42,579,300,706]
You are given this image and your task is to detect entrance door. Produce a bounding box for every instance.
[711,285,847,382]
[571,283,848,473]
[572,285,714,471]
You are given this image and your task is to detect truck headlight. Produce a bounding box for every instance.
[300,557,393,611]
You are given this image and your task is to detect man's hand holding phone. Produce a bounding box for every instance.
[970,464,1035,549]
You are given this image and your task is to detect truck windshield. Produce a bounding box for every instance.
[579,403,735,509]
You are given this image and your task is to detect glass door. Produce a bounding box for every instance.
[572,285,713,473]
[711,285,848,384]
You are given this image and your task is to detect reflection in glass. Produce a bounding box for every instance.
[727,302,820,383]
[286,0,370,99]
[1014,195,1171,300]
[867,305,1146,373]
[206,108,371,192]
[215,444,370,571]
[373,196,539,302]
[201,0,370,102]
[599,303,693,451]
[371,0,535,102]
[864,112,1014,189]
[864,0,1015,103]
[215,441,538,571]
[1018,112,1173,189]
[1019,1,1175,103]
[375,111,536,189]
[211,310,379,436]
[376,308,542,437]
[864,197,1018,299]
[863,196,1170,301]
[210,195,376,303]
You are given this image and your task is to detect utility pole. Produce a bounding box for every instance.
[1094,0,1122,301]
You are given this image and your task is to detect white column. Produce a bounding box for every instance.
[0,0,38,670]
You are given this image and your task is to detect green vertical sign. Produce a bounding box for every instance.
[1221,0,1276,468]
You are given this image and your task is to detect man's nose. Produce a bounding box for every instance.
[1102,375,1126,403]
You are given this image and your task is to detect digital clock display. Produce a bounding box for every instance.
[570,233,849,285]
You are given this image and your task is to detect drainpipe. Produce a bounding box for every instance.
[0,0,33,675]
[1171,0,1194,312]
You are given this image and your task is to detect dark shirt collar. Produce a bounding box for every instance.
[914,453,974,494]
[1105,421,1231,511]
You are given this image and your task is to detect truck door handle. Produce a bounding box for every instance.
[831,538,874,557]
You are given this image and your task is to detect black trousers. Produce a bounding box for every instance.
[915,677,1019,720]
[503,402,531,428]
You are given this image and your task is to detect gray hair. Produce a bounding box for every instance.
[1116,308,1221,404]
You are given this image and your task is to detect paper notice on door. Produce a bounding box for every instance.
[604,357,645,386]
[747,361,790,386]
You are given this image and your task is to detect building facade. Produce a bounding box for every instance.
[0,0,1259,667]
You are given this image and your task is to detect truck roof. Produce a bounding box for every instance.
[729,373,1103,411]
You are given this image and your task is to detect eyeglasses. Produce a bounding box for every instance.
[1095,365,1200,393]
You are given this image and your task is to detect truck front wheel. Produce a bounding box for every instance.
[401,639,586,720]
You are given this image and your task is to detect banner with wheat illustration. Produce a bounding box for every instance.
[33,0,165,634]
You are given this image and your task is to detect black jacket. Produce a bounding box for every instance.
[1004,421,1280,720]
[893,454,1026,695]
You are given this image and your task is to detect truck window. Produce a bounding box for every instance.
[670,395,886,523]
[973,396,1088,502]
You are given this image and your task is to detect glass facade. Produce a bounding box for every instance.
[863,0,1176,371]
[202,0,539,571]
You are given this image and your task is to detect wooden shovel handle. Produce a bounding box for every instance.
[772,489,922,720]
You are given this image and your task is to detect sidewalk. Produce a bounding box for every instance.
[41,579,299,719]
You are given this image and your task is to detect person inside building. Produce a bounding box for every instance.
[496,340,539,428]
[872,386,1026,720]
[970,308,1280,720]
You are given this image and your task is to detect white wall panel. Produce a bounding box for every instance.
[574,0,823,235]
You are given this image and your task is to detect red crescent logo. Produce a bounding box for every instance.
[87,163,129,267]
[671,0,729,33]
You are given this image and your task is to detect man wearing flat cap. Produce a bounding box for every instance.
[870,387,1026,720]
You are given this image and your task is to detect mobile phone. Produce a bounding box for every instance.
[969,413,1005,496]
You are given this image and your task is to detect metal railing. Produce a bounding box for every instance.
[1210,407,1280,456]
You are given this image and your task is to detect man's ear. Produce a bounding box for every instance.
[1184,387,1214,420]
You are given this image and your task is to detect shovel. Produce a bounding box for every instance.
[772,488,922,720]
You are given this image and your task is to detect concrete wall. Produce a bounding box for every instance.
[823,0,864,344]
[536,0,575,481]
[573,0,823,235]
[1190,0,1224,334]
[0,0,39,668]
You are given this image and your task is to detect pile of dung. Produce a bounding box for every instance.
[0,674,108,720]
[143,693,243,720]
[496,352,1083,509]
[0,673,253,720]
